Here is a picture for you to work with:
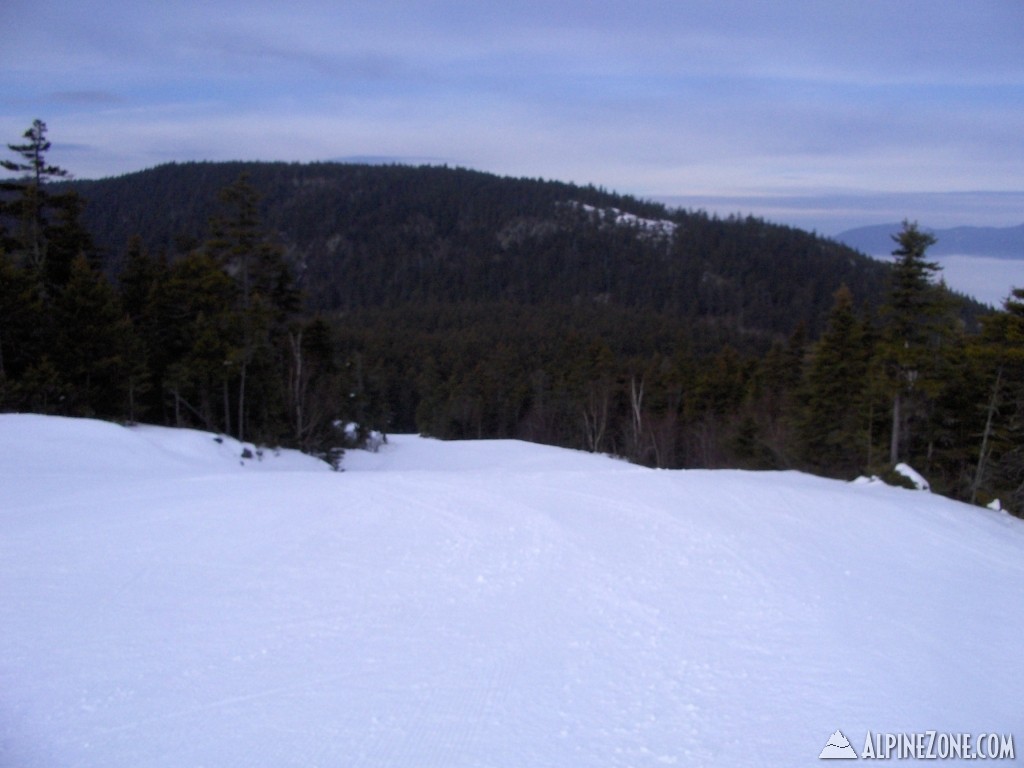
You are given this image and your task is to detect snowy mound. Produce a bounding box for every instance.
[0,413,330,476]
[342,433,632,473]
[2,415,1023,767]
[894,461,931,491]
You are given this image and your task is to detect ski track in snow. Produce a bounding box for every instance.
[1,415,1023,766]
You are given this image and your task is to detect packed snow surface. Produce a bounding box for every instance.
[2,414,1023,766]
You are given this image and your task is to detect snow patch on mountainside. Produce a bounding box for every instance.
[576,202,678,239]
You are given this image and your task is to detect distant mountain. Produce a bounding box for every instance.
[67,161,898,342]
[836,222,1024,259]
[8,163,998,480]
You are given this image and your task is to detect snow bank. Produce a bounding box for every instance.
[894,462,931,491]
[2,415,1022,767]
[0,413,330,477]
[341,433,631,473]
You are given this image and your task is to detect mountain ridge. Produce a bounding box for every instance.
[65,160,897,340]
[836,222,1024,259]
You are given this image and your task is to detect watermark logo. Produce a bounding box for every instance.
[820,730,858,760]
[820,730,1016,761]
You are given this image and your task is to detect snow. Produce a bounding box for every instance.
[576,202,678,239]
[894,462,930,491]
[2,415,1023,767]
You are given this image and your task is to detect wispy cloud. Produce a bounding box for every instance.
[48,91,124,106]
[1,0,1022,233]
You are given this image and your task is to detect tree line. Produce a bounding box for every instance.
[0,121,356,460]
[69,158,913,339]
[1,121,1021,513]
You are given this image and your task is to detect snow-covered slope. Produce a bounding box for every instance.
[2,416,1022,767]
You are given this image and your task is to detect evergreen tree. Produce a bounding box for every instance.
[880,221,950,465]
[204,175,298,442]
[797,285,873,475]
[285,315,349,452]
[970,288,1024,513]
[0,120,75,292]
[161,251,238,431]
[119,236,160,322]
[746,325,807,467]
[0,249,43,406]
[1,121,110,416]
[43,189,97,291]
[572,340,617,453]
[119,239,176,422]
[0,120,68,188]
[51,255,132,417]
[117,236,168,421]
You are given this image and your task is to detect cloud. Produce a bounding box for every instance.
[48,91,124,106]
[656,191,1024,235]
[1,0,1021,234]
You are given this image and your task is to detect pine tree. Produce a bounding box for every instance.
[797,285,873,476]
[2,121,111,415]
[117,237,167,421]
[0,120,68,188]
[880,221,951,466]
[285,315,347,451]
[746,325,807,467]
[43,189,96,292]
[119,236,160,322]
[161,251,238,431]
[0,249,43,405]
[970,288,1024,513]
[0,120,73,290]
[204,175,298,442]
[51,255,132,417]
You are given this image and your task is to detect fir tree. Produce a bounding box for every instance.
[970,288,1024,513]
[880,221,951,465]
[52,255,132,417]
[204,175,298,442]
[0,120,75,291]
[161,251,238,431]
[798,285,873,476]
[0,249,43,405]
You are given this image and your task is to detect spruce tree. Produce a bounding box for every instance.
[0,249,42,405]
[880,221,949,466]
[118,237,169,421]
[970,288,1024,513]
[0,120,73,290]
[2,121,111,415]
[204,175,298,442]
[52,255,132,417]
[161,251,238,431]
[797,285,873,475]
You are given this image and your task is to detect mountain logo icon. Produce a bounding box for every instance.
[819,730,858,759]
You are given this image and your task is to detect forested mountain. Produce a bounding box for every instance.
[69,161,893,342]
[3,131,1021,514]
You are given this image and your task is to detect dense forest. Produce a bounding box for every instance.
[71,158,908,340]
[2,120,1022,514]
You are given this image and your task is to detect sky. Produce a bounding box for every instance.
[2,0,1023,235]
